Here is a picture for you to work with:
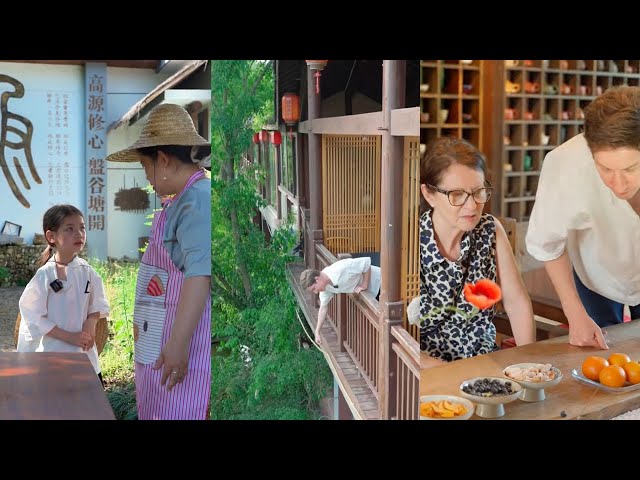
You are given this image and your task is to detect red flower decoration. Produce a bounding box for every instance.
[463,279,502,310]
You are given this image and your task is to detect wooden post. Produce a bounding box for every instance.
[336,253,352,352]
[383,305,404,419]
[481,60,505,217]
[297,134,308,210]
[379,60,407,419]
[307,66,323,269]
[275,143,282,221]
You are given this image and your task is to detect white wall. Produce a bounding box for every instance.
[0,63,84,246]
[0,62,172,259]
[106,66,172,259]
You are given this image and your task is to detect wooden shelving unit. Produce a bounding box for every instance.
[421,60,640,223]
[488,59,640,222]
[420,60,484,151]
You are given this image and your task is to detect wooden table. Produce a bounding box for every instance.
[0,352,116,420]
[420,321,640,420]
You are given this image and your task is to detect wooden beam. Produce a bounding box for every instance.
[307,66,323,242]
[299,108,417,137]
[0,60,159,69]
[390,107,419,136]
[300,111,382,135]
[379,60,406,420]
[481,61,506,215]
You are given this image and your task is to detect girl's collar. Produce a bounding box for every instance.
[51,254,78,266]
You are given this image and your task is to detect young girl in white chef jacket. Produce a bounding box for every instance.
[17,204,110,385]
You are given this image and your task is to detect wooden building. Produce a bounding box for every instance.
[253,60,420,419]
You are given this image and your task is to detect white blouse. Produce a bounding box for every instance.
[319,257,381,307]
[526,133,640,305]
[17,256,110,374]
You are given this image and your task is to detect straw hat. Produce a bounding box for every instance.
[106,103,210,165]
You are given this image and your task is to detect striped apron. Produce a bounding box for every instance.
[133,170,211,420]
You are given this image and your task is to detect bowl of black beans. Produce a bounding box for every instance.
[459,377,523,418]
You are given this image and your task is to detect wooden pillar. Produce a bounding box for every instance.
[275,143,282,221]
[378,60,407,419]
[307,67,323,269]
[298,134,308,209]
[481,61,505,217]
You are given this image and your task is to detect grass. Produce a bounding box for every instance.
[90,260,138,420]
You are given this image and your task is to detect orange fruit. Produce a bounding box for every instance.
[608,353,631,367]
[599,365,627,388]
[623,362,640,385]
[582,356,609,381]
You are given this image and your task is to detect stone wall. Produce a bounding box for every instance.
[0,245,44,287]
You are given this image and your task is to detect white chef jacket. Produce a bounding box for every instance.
[319,257,381,307]
[526,133,640,305]
[17,256,110,374]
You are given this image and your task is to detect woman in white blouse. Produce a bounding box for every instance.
[526,86,640,350]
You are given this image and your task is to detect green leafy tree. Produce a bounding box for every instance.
[211,60,331,419]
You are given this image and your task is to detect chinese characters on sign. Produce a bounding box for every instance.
[0,74,40,208]
[85,63,107,259]
[46,92,71,203]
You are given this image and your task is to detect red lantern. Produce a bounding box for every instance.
[271,131,282,146]
[252,132,259,144]
[305,60,329,95]
[259,129,269,143]
[282,93,300,139]
[282,93,300,126]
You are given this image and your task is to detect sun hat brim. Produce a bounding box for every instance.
[106,133,210,163]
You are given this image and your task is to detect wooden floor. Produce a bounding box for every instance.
[286,263,379,420]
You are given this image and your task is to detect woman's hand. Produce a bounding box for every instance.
[69,331,94,351]
[153,338,190,391]
[567,310,609,349]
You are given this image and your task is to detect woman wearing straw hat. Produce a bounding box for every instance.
[107,103,211,420]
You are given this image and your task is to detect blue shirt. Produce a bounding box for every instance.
[163,176,211,278]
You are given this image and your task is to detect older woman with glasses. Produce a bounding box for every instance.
[419,137,535,367]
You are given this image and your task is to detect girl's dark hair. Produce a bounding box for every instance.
[420,137,489,215]
[137,145,197,165]
[37,204,84,267]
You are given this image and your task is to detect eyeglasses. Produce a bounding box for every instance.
[427,181,493,206]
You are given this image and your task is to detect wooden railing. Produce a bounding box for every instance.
[390,326,420,420]
[344,294,380,398]
[314,242,419,419]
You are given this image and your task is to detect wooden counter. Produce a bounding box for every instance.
[420,321,640,420]
[0,352,116,420]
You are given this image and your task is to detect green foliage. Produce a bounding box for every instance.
[0,266,8,284]
[106,381,138,420]
[91,260,137,361]
[89,260,137,418]
[211,60,332,419]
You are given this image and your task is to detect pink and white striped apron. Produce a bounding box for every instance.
[133,170,211,420]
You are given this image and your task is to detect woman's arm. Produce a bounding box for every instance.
[355,267,371,293]
[494,220,536,346]
[544,251,607,349]
[154,275,210,390]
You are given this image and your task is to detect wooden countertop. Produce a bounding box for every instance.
[420,321,640,420]
[0,352,116,420]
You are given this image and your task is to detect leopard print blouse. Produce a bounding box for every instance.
[419,209,499,361]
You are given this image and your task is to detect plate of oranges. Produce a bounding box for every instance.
[571,352,640,393]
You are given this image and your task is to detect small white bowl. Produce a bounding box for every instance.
[459,377,522,418]
[503,363,563,402]
[419,395,474,420]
